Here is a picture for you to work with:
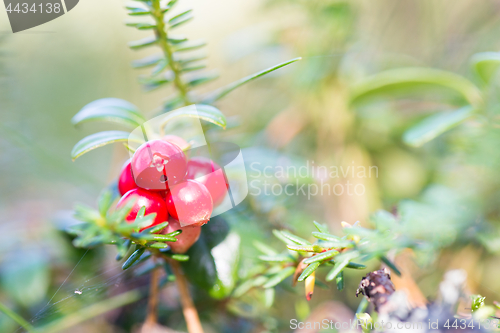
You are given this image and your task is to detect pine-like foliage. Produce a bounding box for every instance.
[70,0,300,160]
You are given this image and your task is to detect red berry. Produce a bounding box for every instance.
[118,160,138,196]
[131,139,187,191]
[162,135,190,151]
[166,179,213,227]
[164,217,201,253]
[186,157,229,207]
[116,188,168,231]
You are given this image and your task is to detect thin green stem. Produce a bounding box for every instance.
[0,301,36,333]
[150,0,191,106]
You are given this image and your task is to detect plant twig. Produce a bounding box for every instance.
[168,258,204,333]
[150,0,191,106]
[145,263,161,325]
[0,301,36,333]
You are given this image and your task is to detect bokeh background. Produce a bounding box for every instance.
[2,0,500,332]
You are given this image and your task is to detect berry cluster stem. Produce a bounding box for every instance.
[168,258,204,333]
[145,263,160,325]
[150,0,191,106]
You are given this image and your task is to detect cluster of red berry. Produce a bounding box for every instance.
[115,136,229,253]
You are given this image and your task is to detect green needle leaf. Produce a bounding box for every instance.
[313,221,329,234]
[163,0,178,12]
[181,65,206,72]
[159,104,226,129]
[116,240,132,261]
[170,254,189,261]
[66,223,87,237]
[71,131,142,160]
[0,301,36,333]
[126,22,156,30]
[336,271,344,291]
[118,214,156,233]
[178,55,206,66]
[349,67,483,107]
[72,98,145,128]
[132,233,176,242]
[253,275,269,287]
[132,54,164,68]
[345,262,366,269]
[280,230,311,245]
[317,240,354,249]
[168,35,188,44]
[402,106,476,147]
[286,245,322,252]
[312,232,341,242]
[74,204,102,224]
[149,242,170,249]
[272,230,296,245]
[142,221,169,234]
[174,40,206,52]
[97,188,115,217]
[165,230,182,237]
[185,73,218,87]
[151,59,168,75]
[258,254,294,262]
[380,256,402,276]
[471,52,500,84]
[232,280,255,298]
[169,9,193,29]
[326,259,349,282]
[342,226,374,238]
[202,57,302,103]
[254,241,278,256]
[126,6,151,15]
[264,288,275,308]
[297,262,320,282]
[303,249,339,264]
[109,197,137,224]
[141,72,173,91]
[122,248,146,270]
[262,266,296,288]
[136,206,146,219]
[129,35,158,49]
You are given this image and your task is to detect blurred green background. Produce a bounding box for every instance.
[3,0,500,332]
